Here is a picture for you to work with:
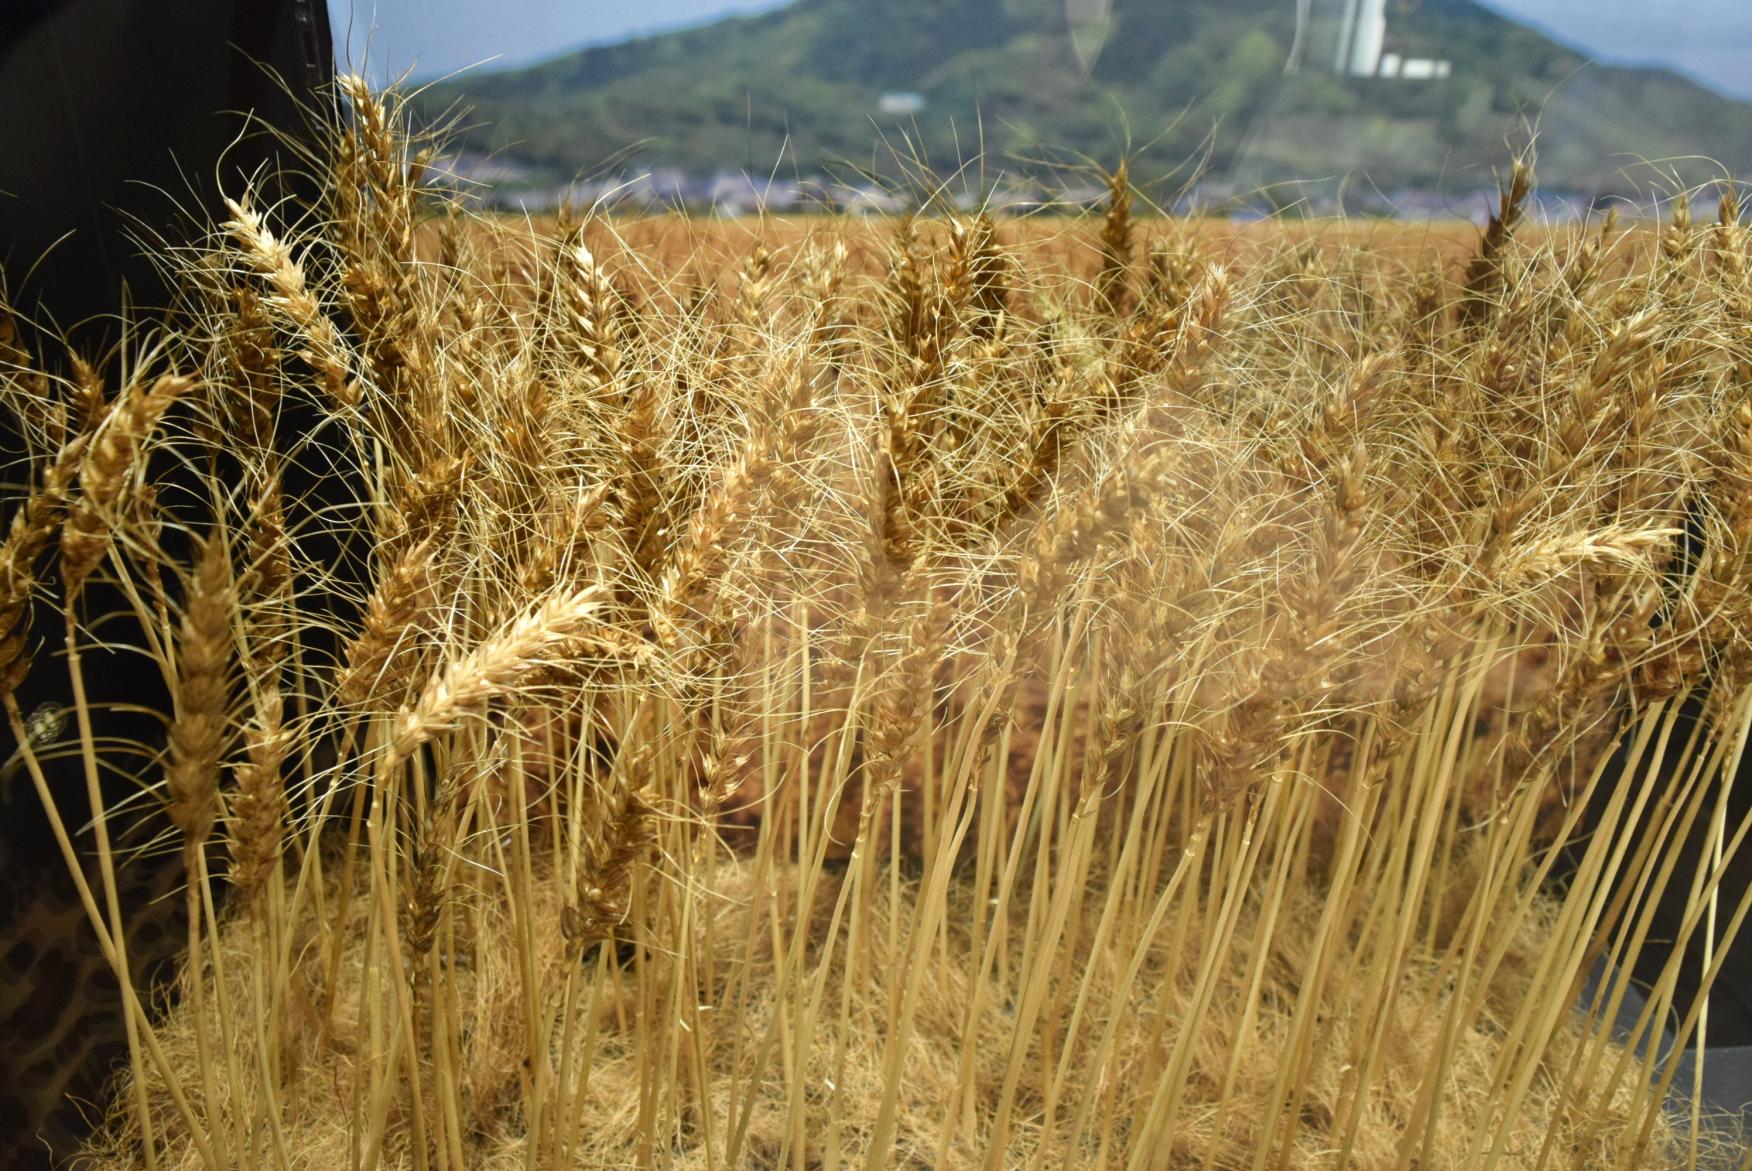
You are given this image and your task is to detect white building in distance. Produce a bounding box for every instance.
[1328,0,1451,80]
[878,92,927,115]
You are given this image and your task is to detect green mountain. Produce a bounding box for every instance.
[421,0,1752,196]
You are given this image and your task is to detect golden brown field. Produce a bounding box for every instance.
[4,83,1751,1168]
[483,211,1486,295]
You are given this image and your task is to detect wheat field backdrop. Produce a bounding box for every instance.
[2,82,1751,1168]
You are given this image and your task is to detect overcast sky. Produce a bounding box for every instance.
[1483,0,1752,99]
[327,1,788,80]
[328,1,1752,101]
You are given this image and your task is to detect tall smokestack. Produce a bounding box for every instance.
[1348,0,1388,76]
[1334,0,1362,74]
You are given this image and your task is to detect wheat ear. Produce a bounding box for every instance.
[61,374,194,598]
[390,584,636,764]
[168,535,234,848]
[222,196,359,411]
[0,435,88,696]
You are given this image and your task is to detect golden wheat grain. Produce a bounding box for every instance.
[227,677,289,902]
[222,196,359,411]
[389,584,633,763]
[1096,158,1134,317]
[0,435,87,696]
[166,535,234,848]
[60,374,194,597]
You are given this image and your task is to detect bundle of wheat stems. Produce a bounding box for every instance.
[4,80,1752,1168]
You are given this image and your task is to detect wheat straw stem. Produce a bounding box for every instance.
[4,691,225,1170]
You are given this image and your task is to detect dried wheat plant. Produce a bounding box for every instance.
[2,82,1750,1169]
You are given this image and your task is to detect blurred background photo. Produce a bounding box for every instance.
[334,0,1752,217]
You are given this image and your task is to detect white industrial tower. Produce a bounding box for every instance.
[1334,0,1389,77]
